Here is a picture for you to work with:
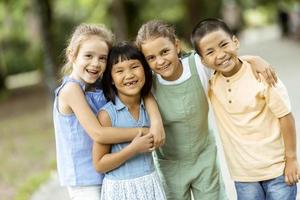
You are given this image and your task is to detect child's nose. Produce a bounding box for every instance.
[217,50,226,59]
[125,70,134,79]
[156,56,165,65]
[91,58,100,67]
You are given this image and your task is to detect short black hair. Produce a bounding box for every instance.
[190,18,234,56]
[102,41,152,104]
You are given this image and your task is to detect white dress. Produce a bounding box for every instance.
[101,172,166,200]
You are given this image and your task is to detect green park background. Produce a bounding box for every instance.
[0,0,299,199]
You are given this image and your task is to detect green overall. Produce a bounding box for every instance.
[153,53,226,200]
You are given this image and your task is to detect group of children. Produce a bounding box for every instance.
[53,18,300,200]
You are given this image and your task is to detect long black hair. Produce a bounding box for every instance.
[102,42,152,104]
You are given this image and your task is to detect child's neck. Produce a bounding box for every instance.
[118,94,141,120]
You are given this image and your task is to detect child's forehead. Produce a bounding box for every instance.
[113,58,141,67]
[199,30,231,43]
[143,36,175,45]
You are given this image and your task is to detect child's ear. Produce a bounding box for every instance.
[67,50,75,63]
[175,39,181,55]
[232,35,240,49]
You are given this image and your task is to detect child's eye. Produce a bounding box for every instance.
[132,65,140,69]
[115,69,123,73]
[221,43,228,47]
[146,56,155,62]
[206,51,213,56]
[85,54,92,58]
[99,56,107,62]
[162,49,169,55]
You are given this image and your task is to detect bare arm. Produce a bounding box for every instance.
[144,93,165,148]
[279,113,300,185]
[92,110,154,173]
[241,55,277,86]
[60,83,147,143]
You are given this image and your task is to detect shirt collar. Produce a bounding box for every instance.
[114,96,145,111]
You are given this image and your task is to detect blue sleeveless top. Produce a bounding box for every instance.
[102,97,155,180]
[53,76,106,186]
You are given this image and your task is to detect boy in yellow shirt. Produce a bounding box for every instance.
[191,18,299,200]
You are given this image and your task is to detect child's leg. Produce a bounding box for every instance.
[191,145,227,200]
[67,185,101,200]
[262,175,297,200]
[155,158,192,200]
[234,181,265,200]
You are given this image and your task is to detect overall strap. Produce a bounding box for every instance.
[188,51,199,76]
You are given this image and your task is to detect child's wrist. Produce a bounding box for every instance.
[285,153,297,161]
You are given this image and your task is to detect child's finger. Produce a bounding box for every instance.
[290,173,297,184]
[286,173,297,185]
[265,68,276,86]
[149,146,155,152]
[137,129,143,137]
[268,66,278,83]
[153,137,159,148]
[285,175,292,185]
[252,68,260,82]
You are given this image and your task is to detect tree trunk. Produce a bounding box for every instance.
[109,0,128,41]
[184,0,222,41]
[32,0,57,101]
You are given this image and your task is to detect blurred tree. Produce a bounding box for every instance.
[32,0,56,98]
[109,0,128,41]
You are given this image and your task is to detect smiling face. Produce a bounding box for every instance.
[198,29,241,77]
[70,35,109,84]
[141,37,183,81]
[111,59,145,101]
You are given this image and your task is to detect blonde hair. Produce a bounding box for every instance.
[61,23,114,76]
[135,20,177,50]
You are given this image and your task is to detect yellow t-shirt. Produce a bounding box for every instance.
[209,60,291,182]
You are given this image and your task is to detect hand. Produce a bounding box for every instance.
[130,129,154,154]
[242,55,278,86]
[140,127,150,136]
[150,122,166,149]
[255,66,277,87]
[284,157,300,185]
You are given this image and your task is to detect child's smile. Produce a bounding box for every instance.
[112,59,145,100]
[199,30,241,77]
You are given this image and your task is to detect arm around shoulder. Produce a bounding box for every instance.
[60,82,142,144]
[92,110,142,173]
[144,93,165,148]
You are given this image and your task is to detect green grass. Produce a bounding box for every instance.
[15,171,51,200]
[0,86,56,200]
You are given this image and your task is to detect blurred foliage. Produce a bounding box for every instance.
[0,0,299,92]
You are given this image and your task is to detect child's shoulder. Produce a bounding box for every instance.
[57,77,84,94]
[101,101,118,114]
[57,80,84,100]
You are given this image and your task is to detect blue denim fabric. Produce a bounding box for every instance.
[234,175,297,200]
[102,97,155,180]
[53,77,106,186]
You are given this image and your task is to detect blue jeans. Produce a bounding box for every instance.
[234,175,297,200]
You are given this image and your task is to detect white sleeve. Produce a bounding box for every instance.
[194,53,212,96]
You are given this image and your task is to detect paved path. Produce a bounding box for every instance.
[31,25,300,200]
